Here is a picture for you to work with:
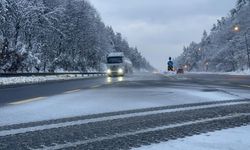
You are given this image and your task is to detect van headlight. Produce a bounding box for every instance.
[107,69,112,74]
[118,68,124,74]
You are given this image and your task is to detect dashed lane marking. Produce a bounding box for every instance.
[240,85,250,88]
[64,89,81,94]
[162,75,175,80]
[91,85,102,89]
[9,97,47,105]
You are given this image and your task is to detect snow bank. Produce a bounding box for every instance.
[224,69,250,75]
[190,69,250,76]
[134,125,250,150]
[0,75,94,86]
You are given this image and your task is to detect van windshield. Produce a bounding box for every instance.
[107,57,123,64]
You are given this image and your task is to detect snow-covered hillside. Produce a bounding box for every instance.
[0,0,153,73]
[176,0,250,72]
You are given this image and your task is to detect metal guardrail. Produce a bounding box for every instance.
[0,72,107,77]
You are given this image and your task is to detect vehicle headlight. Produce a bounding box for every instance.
[107,69,112,74]
[118,68,124,74]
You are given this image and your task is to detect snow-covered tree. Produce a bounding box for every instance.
[176,0,250,72]
[0,0,153,73]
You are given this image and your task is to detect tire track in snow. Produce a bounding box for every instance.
[1,102,250,149]
[0,99,249,131]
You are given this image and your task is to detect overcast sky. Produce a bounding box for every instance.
[89,0,236,70]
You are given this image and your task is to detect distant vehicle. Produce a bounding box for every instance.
[177,68,184,74]
[106,52,133,77]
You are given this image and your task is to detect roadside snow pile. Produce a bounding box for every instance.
[0,75,92,86]
[226,69,250,75]
[191,69,250,76]
[162,71,176,75]
[134,125,250,150]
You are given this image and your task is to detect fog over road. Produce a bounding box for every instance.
[0,73,250,149]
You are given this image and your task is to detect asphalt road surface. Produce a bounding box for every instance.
[1,73,250,105]
[0,77,108,105]
[0,72,250,150]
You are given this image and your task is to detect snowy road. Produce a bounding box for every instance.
[0,73,250,149]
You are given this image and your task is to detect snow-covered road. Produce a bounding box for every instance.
[0,73,250,149]
[1,73,249,125]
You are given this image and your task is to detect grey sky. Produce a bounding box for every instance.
[89,0,236,70]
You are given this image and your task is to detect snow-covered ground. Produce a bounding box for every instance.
[134,125,250,150]
[190,69,250,76]
[0,75,96,86]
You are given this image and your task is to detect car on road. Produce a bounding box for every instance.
[177,68,184,74]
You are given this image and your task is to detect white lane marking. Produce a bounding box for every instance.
[41,113,250,150]
[0,101,249,137]
[241,85,250,88]
[9,97,46,105]
[164,75,175,79]
[64,89,81,94]
[91,85,101,88]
